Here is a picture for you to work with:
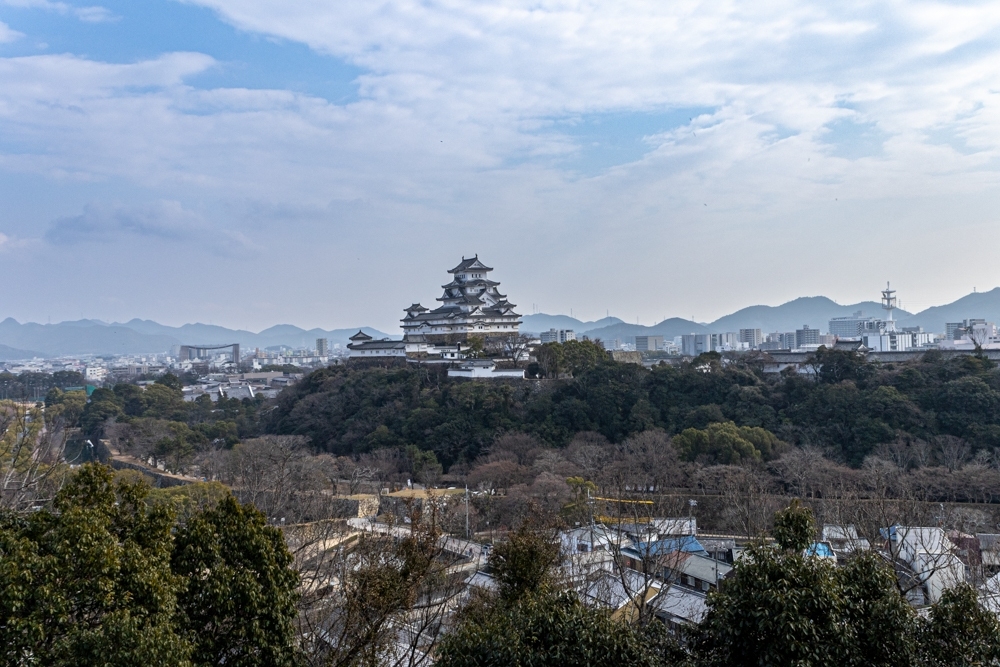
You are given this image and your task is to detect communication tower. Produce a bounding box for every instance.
[881,282,897,332]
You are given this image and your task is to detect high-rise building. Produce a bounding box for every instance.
[795,325,819,348]
[681,334,711,357]
[947,319,988,340]
[711,332,742,351]
[540,329,575,344]
[829,311,883,338]
[738,329,763,348]
[316,338,329,356]
[635,335,665,351]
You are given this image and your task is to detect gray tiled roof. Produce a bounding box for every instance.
[449,256,493,273]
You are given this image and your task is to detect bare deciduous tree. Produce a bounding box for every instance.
[0,400,68,509]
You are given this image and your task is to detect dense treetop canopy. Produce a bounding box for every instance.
[268,348,1000,469]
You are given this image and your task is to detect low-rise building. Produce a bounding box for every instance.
[447,360,524,379]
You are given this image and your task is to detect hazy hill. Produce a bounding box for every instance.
[0,318,391,357]
[0,343,43,361]
[707,297,909,334]
[6,287,995,358]
[520,314,623,333]
[0,319,179,357]
[582,317,709,342]
[897,287,1000,333]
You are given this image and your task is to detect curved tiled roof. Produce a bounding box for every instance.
[441,278,499,289]
[448,255,493,274]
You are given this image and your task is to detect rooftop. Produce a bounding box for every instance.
[448,255,493,274]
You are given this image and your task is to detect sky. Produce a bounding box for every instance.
[1,0,1000,332]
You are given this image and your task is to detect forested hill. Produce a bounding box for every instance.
[267,344,1000,469]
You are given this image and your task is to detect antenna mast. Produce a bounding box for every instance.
[881,282,897,332]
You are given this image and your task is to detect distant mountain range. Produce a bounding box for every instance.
[0,318,390,358]
[523,290,1000,343]
[4,288,999,358]
[895,288,1000,333]
[522,297,909,342]
[519,314,624,332]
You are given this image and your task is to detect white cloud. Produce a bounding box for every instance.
[0,20,24,42]
[45,201,258,257]
[1,0,118,22]
[2,1,1000,327]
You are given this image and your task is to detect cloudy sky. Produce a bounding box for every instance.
[1,0,999,332]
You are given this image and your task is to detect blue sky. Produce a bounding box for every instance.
[1,0,1000,331]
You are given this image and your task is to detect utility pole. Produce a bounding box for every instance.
[465,485,470,539]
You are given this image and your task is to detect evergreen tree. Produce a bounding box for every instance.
[0,465,191,666]
[172,495,300,667]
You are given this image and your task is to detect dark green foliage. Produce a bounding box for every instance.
[772,499,815,551]
[695,539,847,666]
[438,524,679,667]
[43,387,88,427]
[838,551,919,666]
[920,584,1000,666]
[0,465,191,666]
[0,370,85,401]
[0,464,300,667]
[673,421,784,464]
[268,347,1000,470]
[695,502,1000,667]
[436,591,670,667]
[172,495,300,667]
[488,521,561,602]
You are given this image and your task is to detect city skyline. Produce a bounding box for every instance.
[2,1,1000,330]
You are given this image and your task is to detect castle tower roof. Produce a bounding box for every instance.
[449,255,493,274]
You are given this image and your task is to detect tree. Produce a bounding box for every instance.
[0,464,191,666]
[838,551,920,666]
[171,495,300,667]
[489,520,561,602]
[436,591,670,667]
[700,502,906,666]
[79,394,124,436]
[696,504,847,667]
[810,347,873,385]
[295,501,465,667]
[533,342,564,378]
[465,335,485,358]
[436,523,676,667]
[920,584,1000,666]
[674,421,782,465]
[502,333,535,366]
[44,387,87,428]
[772,499,814,551]
[0,399,67,509]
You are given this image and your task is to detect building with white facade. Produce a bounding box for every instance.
[738,329,763,348]
[446,359,525,379]
[711,332,746,352]
[681,334,711,357]
[882,525,965,604]
[346,331,408,358]
[348,256,525,363]
[829,312,884,338]
[541,329,576,344]
[860,284,936,352]
[400,256,521,343]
